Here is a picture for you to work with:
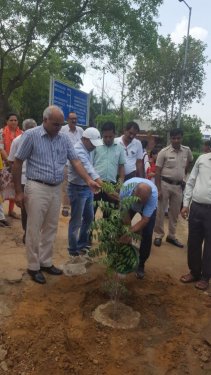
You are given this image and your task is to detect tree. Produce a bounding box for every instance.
[96,107,139,135]
[128,35,208,128]
[152,114,203,151]
[0,0,162,125]
[181,115,203,151]
[9,51,86,124]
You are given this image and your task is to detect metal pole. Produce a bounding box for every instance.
[101,67,105,115]
[177,1,192,128]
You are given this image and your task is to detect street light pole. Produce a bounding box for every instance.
[177,0,192,128]
[100,67,105,115]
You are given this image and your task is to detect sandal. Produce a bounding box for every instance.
[180,273,199,283]
[195,279,209,291]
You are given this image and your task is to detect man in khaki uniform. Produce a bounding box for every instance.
[154,128,193,248]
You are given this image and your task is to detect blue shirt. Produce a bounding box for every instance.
[120,177,158,217]
[15,125,77,184]
[68,140,100,185]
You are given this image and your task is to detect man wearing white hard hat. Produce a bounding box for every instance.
[67,127,103,256]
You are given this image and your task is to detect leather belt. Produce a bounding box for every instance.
[161,176,183,186]
[192,201,211,209]
[28,178,59,187]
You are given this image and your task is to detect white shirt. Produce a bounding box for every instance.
[8,134,26,185]
[60,124,84,144]
[183,153,211,206]
[115,136,143,175]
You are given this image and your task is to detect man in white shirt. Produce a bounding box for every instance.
[115,122,143,180]
[8,118,37,242]
[180,152,211,291]
[60,111,84,216]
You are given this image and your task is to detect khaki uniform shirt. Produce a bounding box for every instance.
[156,144,193,181]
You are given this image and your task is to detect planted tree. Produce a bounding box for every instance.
[92,181,139,320]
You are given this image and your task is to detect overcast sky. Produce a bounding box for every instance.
[81,0,211,125]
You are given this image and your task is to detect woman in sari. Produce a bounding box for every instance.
[0,113,22,218]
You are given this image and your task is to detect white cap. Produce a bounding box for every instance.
[83,127,103,146]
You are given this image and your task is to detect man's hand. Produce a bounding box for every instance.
[105,191,120,202]
[181,207,189,219]
[15,192,25,209]
[119,234,132,245]
[87,179,102,193]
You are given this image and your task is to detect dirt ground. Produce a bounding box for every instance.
[0,206,211,375]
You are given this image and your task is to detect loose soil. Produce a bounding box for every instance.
[0,209,211,375]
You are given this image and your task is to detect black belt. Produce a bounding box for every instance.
[192,201,211,209]
[69,182,87,187]
[28,178,59,187]
[161,176,183,186]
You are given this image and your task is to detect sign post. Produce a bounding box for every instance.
[49,78,90,127]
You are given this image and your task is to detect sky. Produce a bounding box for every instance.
[81,0,211,126]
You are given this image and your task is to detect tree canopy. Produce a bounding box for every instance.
[0,0,162,125]
[128,35,208,128]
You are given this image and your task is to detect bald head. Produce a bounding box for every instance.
[43,105,64,137]
[134,183,152,204]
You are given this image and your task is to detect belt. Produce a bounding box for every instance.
[161,176,183,186]
[192,201,211,209]
[69,182,87,187]
[28,178,59,187]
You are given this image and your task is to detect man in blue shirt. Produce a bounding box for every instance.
[120,177,158,279]
[68,127,103,256]
[12,106,100,284]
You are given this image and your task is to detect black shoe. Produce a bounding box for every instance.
[136,267,145,279]
[154,238,162,247]
[23,233,26,244]
[40,265,63,275]
[27,269,46,284]
[0,219,11,227]
[69,250,80,257]
[166,237,184,248]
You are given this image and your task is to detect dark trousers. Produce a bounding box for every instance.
[94,190,119,218]
[188,201,211,280]
[130,209,157,269]
[21,184,27,232]
[124,171,136,181]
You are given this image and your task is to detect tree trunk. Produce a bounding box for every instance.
[0,94,10,128]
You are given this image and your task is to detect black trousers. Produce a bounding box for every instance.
[188,201,211,280]
[130,209,157,269]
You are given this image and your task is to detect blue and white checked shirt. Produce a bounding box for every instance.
[120,177,158,218]
[15,125,77,184]
[68,140,100,185]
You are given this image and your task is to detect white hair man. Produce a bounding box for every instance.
[12,106,101,284]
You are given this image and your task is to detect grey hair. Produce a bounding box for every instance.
[43,105,64,120]
[22,118,37,131]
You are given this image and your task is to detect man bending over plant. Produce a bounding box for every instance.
[120,178,158,279]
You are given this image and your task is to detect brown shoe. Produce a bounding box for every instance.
[195,279,209,291]
[180,273,200,283]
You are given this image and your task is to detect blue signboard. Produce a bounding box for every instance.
[49,78,90,127]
